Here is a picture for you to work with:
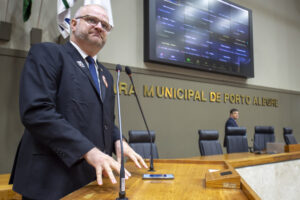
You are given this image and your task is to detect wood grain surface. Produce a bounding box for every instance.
[62,159,248,200]
[284,144,300,152]
[4,152,300,200]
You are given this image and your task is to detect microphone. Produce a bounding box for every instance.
[116,64,122,72]
[125,66,155,171]
[115,65,128,200]
[124,66,132,76]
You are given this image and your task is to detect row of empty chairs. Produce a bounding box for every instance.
[198,127,297,156]
[126,128,297,158]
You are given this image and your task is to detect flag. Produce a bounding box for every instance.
[84,0,114,27]
[57,0,76,38]
[23,0,32,22]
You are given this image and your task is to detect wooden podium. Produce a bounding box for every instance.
[285,144,300,152]
[4,152,300,199]
[62,159,256,200]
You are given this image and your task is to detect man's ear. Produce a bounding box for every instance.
[70,19,77,32]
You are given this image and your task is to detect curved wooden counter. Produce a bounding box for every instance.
[2,151,300,199]
[62,159,249,200]
[62,151,300,200]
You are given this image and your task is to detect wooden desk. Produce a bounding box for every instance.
[62,152,300,200]
[62,159,253,200]
[2,152,299,199]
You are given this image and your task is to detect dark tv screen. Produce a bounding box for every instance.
[144,0,254,78]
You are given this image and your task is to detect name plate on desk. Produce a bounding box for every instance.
[205,168,240,189]
[285,144,300,152]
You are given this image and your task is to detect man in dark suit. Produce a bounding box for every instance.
[224,108,239,147]
[10,4,147,200]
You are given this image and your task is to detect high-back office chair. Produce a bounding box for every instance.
[283,127,297,145]
[253,126,275,151]
[128,130,159,159]
[198,130,223,156]
[226,127,248,153]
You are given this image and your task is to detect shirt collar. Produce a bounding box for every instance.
[70,41,97,63]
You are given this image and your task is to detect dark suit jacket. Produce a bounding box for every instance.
[224,117,238,147]
[10,42,121,199]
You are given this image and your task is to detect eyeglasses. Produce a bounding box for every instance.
[75,15,112,32]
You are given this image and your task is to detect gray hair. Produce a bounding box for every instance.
[73,4,108,19]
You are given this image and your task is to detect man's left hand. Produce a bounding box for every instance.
[115,140,148,169]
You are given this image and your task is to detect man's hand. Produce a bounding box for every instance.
[83,147,131,185]
[115,140,148,169]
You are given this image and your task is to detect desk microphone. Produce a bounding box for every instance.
[115,65,128,200]
[125,66,155,171]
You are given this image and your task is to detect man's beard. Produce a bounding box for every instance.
[75,29,105,49]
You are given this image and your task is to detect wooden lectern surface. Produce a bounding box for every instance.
[62,152,300,200]
[62,159,248,200]
[2,151,298,199]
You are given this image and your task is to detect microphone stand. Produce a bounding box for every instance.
[125,66,155,172]
[116,65,128,200]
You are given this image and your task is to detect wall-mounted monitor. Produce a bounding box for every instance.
[144,0,254,78]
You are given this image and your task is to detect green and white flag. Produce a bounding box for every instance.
[57,0,76,38]
[84,0,114,27]
[23,0,32,22]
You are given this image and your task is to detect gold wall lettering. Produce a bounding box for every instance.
[113,82,135,95]
[114,82,279,107]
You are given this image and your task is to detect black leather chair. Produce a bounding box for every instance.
[253,126,275,151]
[226,127,248,153]
[283,127,297,145]
[128,130,159,159]
[198,130,223,156]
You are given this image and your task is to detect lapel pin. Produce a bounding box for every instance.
[76,61,85,68]
[102,75,108,88]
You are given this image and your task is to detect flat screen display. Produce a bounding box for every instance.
[144,0,254,78]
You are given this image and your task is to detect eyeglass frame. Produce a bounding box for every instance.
[75,15,112,32]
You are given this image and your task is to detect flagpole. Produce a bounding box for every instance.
[37,0,43,28]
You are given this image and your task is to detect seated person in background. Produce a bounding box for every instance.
[224,108,239,147]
